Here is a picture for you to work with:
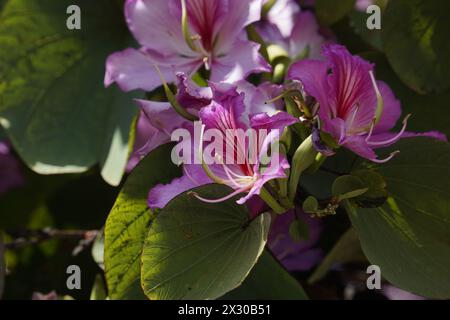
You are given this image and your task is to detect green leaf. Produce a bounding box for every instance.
[351,169,388,207]
[141,184,271,300]
[332,175,368,201]
[302,196,319,213]
[221,250,308,300]
[382,0,450,93]
[347,138,450,298]
[316,0,356,25]
[104,144,181,300]
[0,0,138,185]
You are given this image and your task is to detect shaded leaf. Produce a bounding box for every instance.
[141,184,271,300]
[222,250,308,300]
[0,0,138,185]
[104,144,180,300]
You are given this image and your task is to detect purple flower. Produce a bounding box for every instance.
[288,44,447,163]
[0,141,25,195]
[257,1,327,60]
[105,0,270,92]
[128,72,288,170]
[268,209,323,272]
[147,81,297,208]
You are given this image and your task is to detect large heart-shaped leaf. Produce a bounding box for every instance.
[347,138,450,298]
[104,144,181,300]
[141,184,271,300]
[0,0,138,185]
[222,250,308,300]
[382,0,450,93]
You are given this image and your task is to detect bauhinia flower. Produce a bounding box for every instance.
[105,0,271,92]
[288,44,447,163]
[147,81,297,209]
[256,0,327,60]
[128,70,288,168]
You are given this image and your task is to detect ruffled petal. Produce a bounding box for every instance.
[250,111,298,132]
[288,59,330,116]
[176,73,212,110]
[125,0,194,57]
[265,0,300,38]
[211,40,271,83]
[215,0,263,52]
[126,111,170,172]
[134,100,190,135]
[289,11,325,59]
[237,81,284,117]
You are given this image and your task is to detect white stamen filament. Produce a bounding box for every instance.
[366,114,411,146]
[372,151,400,164]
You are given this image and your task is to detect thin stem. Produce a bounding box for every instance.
[259,187,287,214]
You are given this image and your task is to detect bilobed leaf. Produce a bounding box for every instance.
[104,144,181,300]
[382,0,450,93]
[0,0,138,185]
[141,184,271,300]
[348,138,450,298]
[221,250,309,300]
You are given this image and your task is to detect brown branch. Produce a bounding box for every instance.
[4,228,98,251]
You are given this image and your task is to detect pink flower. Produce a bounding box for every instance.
[147,81,297,208]
[256,1,327,60]
[288,44,447,163]
[105,0,270,92]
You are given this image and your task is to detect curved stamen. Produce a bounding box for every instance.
[369,70,384,125]
[181,0,198,52]
[367,114,411,146]
[198,124,227,184]
[215,154,248,188]
[189,184,252,203]
[372,150,400,164]
[365,119,376,142]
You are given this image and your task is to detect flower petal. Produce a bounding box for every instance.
[126,111,170,172]
[125,0,194,57]
[289,11,325,59]
[147,165,211,209]
[288,59,329,115]
[215,0,264,52]
[211,40,271,83]
[250,111,298,132]
[104,48,181,92]
[176,72,212,110]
